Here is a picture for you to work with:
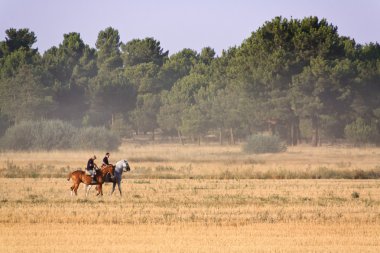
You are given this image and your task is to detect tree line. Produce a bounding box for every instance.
[1,16,380,146]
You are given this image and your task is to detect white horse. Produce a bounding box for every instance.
[110,160,131,196]
[84,160,130,197]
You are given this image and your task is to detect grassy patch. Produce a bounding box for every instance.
[134,180,151,184]
[129,156,168,163]
[211,167,380,180]
[155,165,175,172]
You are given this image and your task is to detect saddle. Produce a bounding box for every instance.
[104,173,115,183]
[85,168,99,176]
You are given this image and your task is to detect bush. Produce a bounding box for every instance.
[0,120,75,150]
[73,127,121,150]
[0,120,121,151]
[344,118,379,145]
[243,134,286,154]
[0,121,35,150]
[32,120,76,150]
[351,191,360,199]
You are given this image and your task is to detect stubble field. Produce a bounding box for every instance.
[0,143,380,252]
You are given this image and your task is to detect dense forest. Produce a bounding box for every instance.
[1,16,380,148]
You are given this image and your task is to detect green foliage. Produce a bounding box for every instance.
[121,37,168,66]
[157,90,183,132]
[0,28,38,74]
[0,65,55,123]
[0,120,120,151]
[125,62,161,93]
[0,112,11,137]
[344,118,379,145]
[87,69,136,126]
[110,114,133,138]
[180,104,208,137]
[200,47,215,65]
[130,93,161,133]
[1,17,380,146]
[41,33,96,123]
[299,118,313,140]
[3,28,37,53]
[73,126,121,150]
[158,49,199,90]
[243,134,286,154]
[0,120,75,150]
[96,27,123,71]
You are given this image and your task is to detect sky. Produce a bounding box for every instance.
[1,0,380,55]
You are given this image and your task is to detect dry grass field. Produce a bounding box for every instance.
[0,143,380,252]
[1,143,380,178]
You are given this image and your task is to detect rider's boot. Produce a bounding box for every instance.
[91,175,96,184]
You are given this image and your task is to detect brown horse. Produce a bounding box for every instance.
[67,165,115,196]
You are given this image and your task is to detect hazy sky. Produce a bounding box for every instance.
[1,0,379,55]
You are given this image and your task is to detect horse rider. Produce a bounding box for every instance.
[102,152,110,167]
[86,155,98,183]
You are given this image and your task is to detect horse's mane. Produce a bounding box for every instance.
[116,159,128,164]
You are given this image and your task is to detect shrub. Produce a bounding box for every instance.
[243,134,286,154]
[344,118,379,145]
[72,126,121,150]
[0,120,121,151]
[32,120,76,150]
[351,191,360,199]
[0,121,35,150]
[0,120,76,150]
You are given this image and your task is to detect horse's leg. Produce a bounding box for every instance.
[117,178,122,196]
[96,184,101,196]
[99,184,103,196]
[111,181,116,195]
[85,185,92,197]
[74,183,79,196]
[70,185,74,196]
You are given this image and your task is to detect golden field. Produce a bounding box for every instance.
[0,143,380,252]
[1,143,380,178]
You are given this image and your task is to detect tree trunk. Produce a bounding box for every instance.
[219,127,223,145]
[296,118,301,145]
[198,134,201,146]
[230,128,234,145]
[152,128,155,142]
[178,129,184,145]
[290,117,300,146]
[268,122,276,135]
[311,115,319,147]
[290,122,295,146]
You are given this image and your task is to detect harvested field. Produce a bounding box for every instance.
[0,144,380,252]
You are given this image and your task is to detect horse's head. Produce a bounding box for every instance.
[123,160,131,172]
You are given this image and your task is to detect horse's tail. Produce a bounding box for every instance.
[67,172,72,181]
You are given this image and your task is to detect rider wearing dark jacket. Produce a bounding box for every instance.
[86,155,97,183]
[103,152,110,166]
